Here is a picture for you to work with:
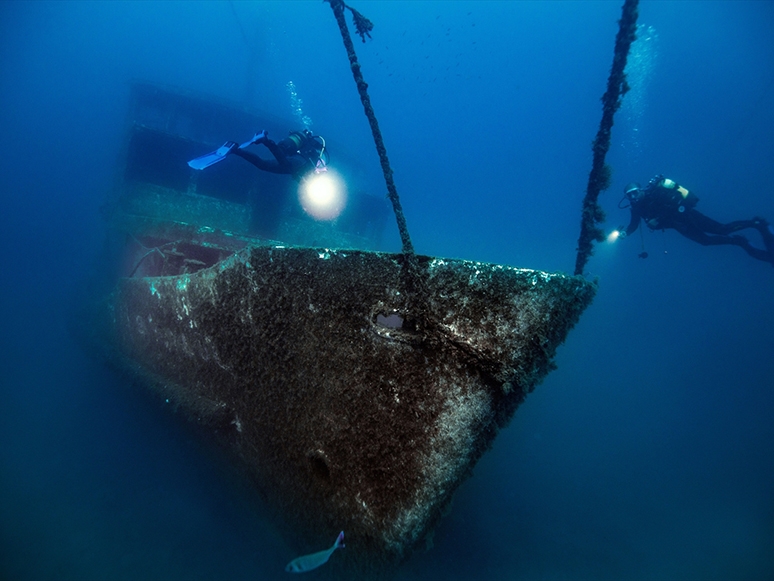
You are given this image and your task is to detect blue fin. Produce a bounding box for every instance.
[187,142,237,170]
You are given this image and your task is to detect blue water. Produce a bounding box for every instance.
[2,1,773,579]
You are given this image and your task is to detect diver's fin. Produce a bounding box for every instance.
[239,130,267,150]
[187,142,238,170]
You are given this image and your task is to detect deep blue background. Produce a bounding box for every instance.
[1,2,773,579]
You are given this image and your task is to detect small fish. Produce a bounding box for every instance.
[285,531,345,574]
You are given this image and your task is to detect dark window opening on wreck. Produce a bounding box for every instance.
[376,313,404,329]
[125,126,268,205]
[374,312,419,334]
[308,451,331,481]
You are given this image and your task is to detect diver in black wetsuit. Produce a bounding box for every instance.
[231,129,328,180]
[618,175,774,265]
[187,129,328,180]
[187,129,332,237]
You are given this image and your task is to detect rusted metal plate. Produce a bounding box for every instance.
[86,245,594,577]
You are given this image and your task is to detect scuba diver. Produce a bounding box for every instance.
[188,127,346,228]
[188,129,328,179]
[617,175,774,265]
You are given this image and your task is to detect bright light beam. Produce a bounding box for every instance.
[298,169,347,221]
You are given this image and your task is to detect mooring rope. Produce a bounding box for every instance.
[324,0,414,258]
[323,0,452,343]
[574,0,639,276]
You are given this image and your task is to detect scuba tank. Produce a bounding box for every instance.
[279,129,329,171]
[651,175,699,212]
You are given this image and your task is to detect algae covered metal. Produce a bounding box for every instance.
[87,244,594,576]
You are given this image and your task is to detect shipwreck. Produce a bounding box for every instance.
[71,0,650,575]
[76,80,594,577]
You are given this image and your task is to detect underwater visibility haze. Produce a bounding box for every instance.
[1,1,773,579]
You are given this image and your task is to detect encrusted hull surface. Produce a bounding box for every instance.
[87,246,595,577]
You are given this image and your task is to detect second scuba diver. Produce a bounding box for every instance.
[617,175,774,265]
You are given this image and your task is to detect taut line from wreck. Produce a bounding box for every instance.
[325,0,414,260]
[325,0,436,334]
[574,0,639,276]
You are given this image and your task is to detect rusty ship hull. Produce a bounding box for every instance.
[82,244,594,576]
